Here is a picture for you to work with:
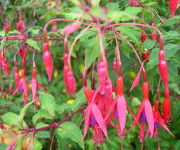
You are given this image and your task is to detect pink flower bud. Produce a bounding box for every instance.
[43,42,53,81]
[158,51,168,85]
[62,23,80,35]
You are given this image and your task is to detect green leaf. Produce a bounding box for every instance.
[19,101,33,122]
[32,138,43,150]
[117,25,141,45]
[56,121,84,149]
[146,44,180,70]
[26,39,41,51]
[56,89,86,113]
[32,109,52,124]
[142,38,156,49]
[39,92,55,117]
[86,36,100,69]
[73,88,86,111]
[0,31,5,36]
[69,0,80,6]
[91,0,100,7]
[1,112,19,126]
[36,122,51,139]
[125,7,142,14]
[15,136,23,150]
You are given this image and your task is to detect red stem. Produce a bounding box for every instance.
[0,37,65,41]
[22,106,85,134]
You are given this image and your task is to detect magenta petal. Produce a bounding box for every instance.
[117,95,127,135]
[132,101,144,126]
[32,78,38,100]
[144,100,154,137]
[91,104,108,138]
[130,72,140,92]
[83,105,91,139]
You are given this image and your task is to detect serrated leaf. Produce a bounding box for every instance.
[26,39,41,51]
[32,109,52,124]
[56,121,84,149]
[39,92,55,117]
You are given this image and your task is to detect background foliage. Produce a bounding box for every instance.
[0,0,180,149]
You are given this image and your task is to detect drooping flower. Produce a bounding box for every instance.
[4,22,11,33]
[31,67,46,105]
[62,22,80,35]
[132,82,154,137]
[12,69,28,105]
[162,85,171,123]
[0,49,10,75]
[158,50,169,85]
[129,0,140,7]
[16,16,26,33]
[43,42,54,81]
[97,60,108,95]
[169,0,179,17]
[83,102,108,139]
[104,76,127,136]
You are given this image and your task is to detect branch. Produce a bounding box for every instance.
[22,106,85,134]
[0,37,65,41]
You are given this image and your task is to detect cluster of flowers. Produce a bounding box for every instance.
[2,15,46,105]
[1,0,178,145]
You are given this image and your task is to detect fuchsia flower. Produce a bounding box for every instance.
[83,102,108,140]
[12,69,28,105]
[105,76,127,137]
[4,22,11,33]
[169,0,179,17]
[129,0,140,7]
[43,42,54,81]
[19,45,29,60]
[152,101,173,137]
[62,23,80,35]
[63,37,76,97]
[14,66,20,88]
[158,50,169,85]
[83,69,109,143]
[162,86,171,123]
[97,60,108,95]
[31,67,46,105]
[141,31,147,43]
[0,49,10,75]
[132,82,154,137]
[16,16,26,33]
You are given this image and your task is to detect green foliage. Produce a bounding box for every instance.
[0,0,179,149]
[56,121,84,149]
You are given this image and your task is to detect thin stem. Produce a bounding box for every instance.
[69,24,92,62]
[0,37,65,41]
[115,30,148,81]
[43,18,89,32]
[22,106,85,134]
[50,130,56,150]
[96,20,106,61]
[32,50,36,67]
[105,22,163,41]
[141,142,144,150]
